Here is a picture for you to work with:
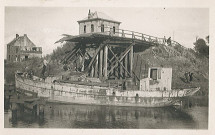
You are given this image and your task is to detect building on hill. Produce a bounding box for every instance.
[7,34,42,62]
[77,10,121,36]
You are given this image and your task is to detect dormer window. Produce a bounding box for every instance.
[101,24,104,32]
[113,26,116,34]
[84,25,86,33]
[91,24,94,32]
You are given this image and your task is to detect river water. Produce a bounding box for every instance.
[4,96,208,129]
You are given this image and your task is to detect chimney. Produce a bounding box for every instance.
[88,9,91,19]
[16,34,19,39]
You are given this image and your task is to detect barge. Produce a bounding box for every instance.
[15,67,200,107]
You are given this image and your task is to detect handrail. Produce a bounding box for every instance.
[97,26,185,48]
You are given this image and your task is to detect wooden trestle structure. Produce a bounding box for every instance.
[56,28,182,82]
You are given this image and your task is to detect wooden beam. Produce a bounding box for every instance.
[109,52,117,64]
[107,45,132,77]
[124,55,128,77]
[108,44,128,48]
[120,47,124,79]
[90,65,94,77]
[130,45,133,77]
[84,44,105,73]
[107,43,134,75]
[99,49,103,78]
[103,45,108,79]
[139,58,143,79]
[120,58,123,79]
[108,44,140,81]
[94,54,98,77]
[61,45,79,63]
[65,48,80,62]
[85,51,92,59]
[108,40,132,44]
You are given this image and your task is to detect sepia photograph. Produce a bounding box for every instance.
[2,1,213,133]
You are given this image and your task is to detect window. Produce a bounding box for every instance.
[91,24,94,32]
[113,26,116,34]
[32,47,37,51]
[25,55,28,60]
[84,25,86,33]
[150,69,157,80]
[8,55,10,61]
[101,24,104,32]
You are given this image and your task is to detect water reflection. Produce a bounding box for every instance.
[4,97,208,129]
[44,104,195,128]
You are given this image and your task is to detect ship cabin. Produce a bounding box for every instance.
[140,67,172,91]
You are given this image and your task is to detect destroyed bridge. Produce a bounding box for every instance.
[56,10,184,83]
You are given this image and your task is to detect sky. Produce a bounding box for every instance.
[4,7,209,58]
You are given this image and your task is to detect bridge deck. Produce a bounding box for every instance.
[56,28,184,49]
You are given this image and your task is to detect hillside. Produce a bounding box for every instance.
[133,44,208,95]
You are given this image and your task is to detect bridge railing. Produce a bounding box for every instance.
[97,26,184,48]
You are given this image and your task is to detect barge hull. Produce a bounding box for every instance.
[15,74,199,108]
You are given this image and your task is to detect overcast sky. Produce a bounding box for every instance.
[5,7,209,58]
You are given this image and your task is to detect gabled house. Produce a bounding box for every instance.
[7,34,42,62]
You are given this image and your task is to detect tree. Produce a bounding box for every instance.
[194,38,209,58]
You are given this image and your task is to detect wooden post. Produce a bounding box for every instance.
[124,54,128,77]
[104,45,108,79]
[122,30,124,37]
[107,45,136,79]
[94,55,98,77]
[99,49,103,78]
[120,60,123,79]
[114,66,117,80]
[117,61,120,79]
[107,44,134,75]
[90,65,94,77]
[81,53,85,72]
[129,45,133,77]
[139,59,143,79]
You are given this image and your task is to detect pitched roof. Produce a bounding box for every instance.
[78,11,121,24]
[7,35,36,47]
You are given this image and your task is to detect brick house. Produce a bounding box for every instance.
[77,10,121,35]
[7,34,42,62]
